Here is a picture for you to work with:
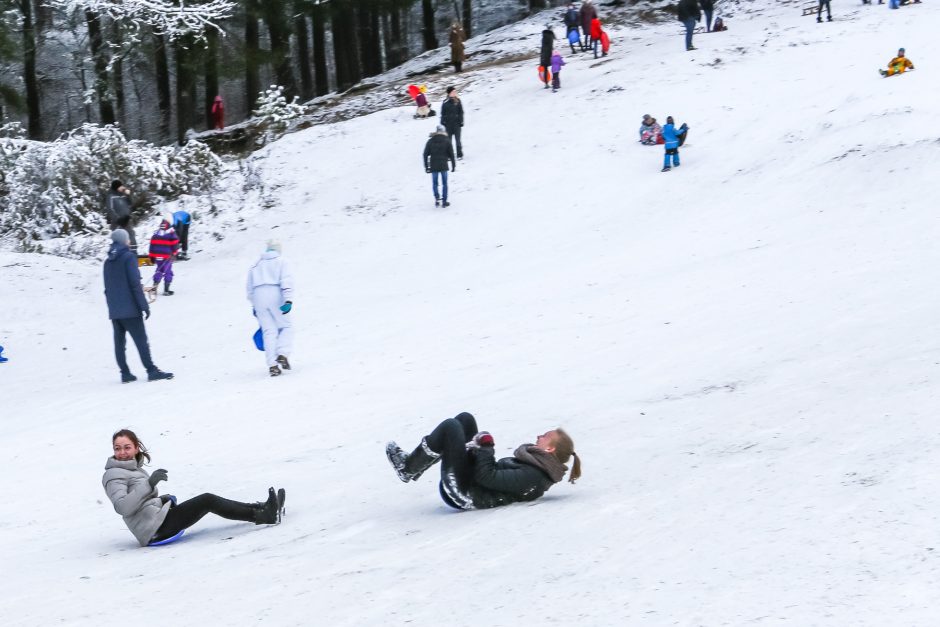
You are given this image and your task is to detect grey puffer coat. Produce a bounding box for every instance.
[102,457,171,546]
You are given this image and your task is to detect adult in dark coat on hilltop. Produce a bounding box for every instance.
[699,0,715,31]
[440,86,464,159]
[105,180,137,252]
[563,3,582,52]
[103,229,173,383]
[677,0,701,51]
[540,25,556,89]
[423,125,456,207]
[449,20,466,72]
[580,0,597,50]
[385,411,582,510]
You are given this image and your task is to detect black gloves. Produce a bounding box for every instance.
[144,309,151,320]
[148,468,168,488]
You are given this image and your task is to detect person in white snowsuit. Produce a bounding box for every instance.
[246,240,294,376]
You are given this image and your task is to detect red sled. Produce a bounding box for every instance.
[600,31,611,54]
[538,65,553,85]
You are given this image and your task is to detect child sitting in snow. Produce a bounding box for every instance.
[879,48,914,77]
[149,216,180,296]
[639,115,663,145]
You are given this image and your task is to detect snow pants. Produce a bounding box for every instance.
[112,316,155,376]
[251,284,293,367]
[424,412,479,509]
[176,222,190,255]
[152,259,174,285]
[664,147,680,168]
[151,493,256,542]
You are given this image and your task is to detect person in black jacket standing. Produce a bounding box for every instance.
[677,0,701,51]
[423,125,456,207]
[540,24,556,89]
[103,229,173,383]
[699,0,715,32]
[386,412,582,510]
[105,180,138,253]
[563,3,581,53]
[440,86,464,160]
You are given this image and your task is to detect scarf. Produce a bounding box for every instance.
[513,444,567,483]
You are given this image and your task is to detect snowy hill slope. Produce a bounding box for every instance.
[2,1,940,624]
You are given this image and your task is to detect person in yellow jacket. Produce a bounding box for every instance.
[880,48,914,77]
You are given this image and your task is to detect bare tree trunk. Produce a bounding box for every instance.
[85,9,116,125]
[175,36,197,144]
[261,0,297,99]
[421,0,438,51]
[331,1,361,92]
[19,0,41,138]
[357,4,382,78]
[245,0,261,109]
[311,3,329,96]
[154,32,172,142]
[204,28,219,128]
[462,0,472,38]
[293,4,314,101]
[111,23,126,131]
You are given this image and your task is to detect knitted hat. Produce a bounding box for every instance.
[111,229,129,245]
[266,239,282,253]
[110,179,123,191]
[436,124,447,134]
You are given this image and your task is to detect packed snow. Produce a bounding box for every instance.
[2,1,939,624]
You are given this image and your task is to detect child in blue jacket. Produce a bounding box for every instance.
[661,116,689,172]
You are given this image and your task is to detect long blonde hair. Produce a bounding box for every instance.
[553,428,581,483]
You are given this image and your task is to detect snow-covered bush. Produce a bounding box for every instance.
[0,124,221,248]
[251,85,305,146]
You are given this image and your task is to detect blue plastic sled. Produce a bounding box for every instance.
[567,29,580,45]
[253,328,264,351]
[0,345,7,363]
[149,530,184,547]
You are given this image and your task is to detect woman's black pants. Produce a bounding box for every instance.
[151,493,255,542]
[424,412,479,509]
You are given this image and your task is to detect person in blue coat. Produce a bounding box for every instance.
[172,210,191,260]
[661,116,689,172]
[103,229,173,383]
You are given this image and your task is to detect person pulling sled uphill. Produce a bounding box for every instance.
[247,240,294,377]
[423,125,456,207]
[386,412,581,510]
[563,3,581,54]
[880,48,914,76]
[103,429,285,547]
[149,216,180,296]
[661,116,689,171]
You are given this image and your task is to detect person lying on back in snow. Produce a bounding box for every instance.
[103,429,285,547]
[639,114,663,145]
[880,48,914,77]
[386,412,581,510]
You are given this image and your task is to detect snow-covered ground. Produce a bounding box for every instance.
[3,1,940,624]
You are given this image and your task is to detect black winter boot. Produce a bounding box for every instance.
[385,438,441,483]
[253,487,280,524]
[164,282,174,296]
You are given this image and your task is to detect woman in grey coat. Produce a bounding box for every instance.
[103,429,285,546]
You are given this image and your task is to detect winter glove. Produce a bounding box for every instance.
[280,301,292,314]
[465,431,494,450]
[144,309,151,320]
[426,167,431,173]
[252,308,257,317]
[451,167,456,173]
[160,494,177,507]
[148,468,168,488]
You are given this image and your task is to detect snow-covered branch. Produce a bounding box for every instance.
[56,0,235,41]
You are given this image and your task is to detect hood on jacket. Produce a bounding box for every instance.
[107,242,130,262]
